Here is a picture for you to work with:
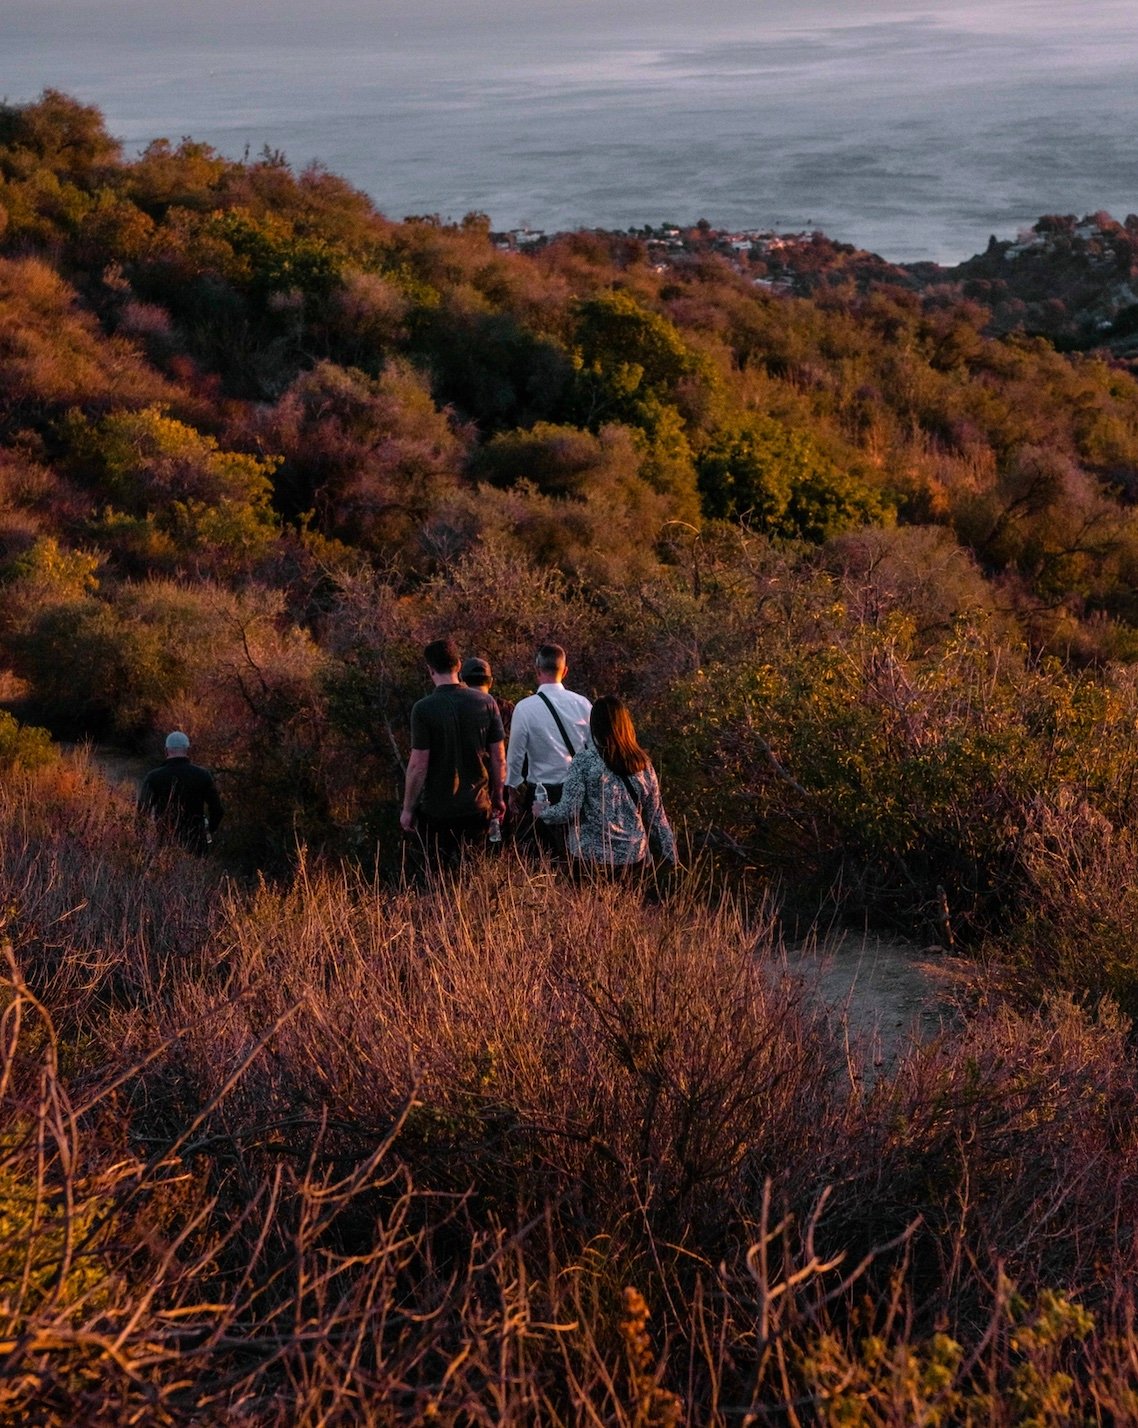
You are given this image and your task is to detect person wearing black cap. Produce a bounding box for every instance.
[138,730,224,854]
[460,654,515,744]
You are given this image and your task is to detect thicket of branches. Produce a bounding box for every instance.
[3,760,1138,1424]
[5,91,1138,1419]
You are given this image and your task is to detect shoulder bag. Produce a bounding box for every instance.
[536,690,580,758]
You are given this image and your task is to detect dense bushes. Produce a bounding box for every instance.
[0,709,53,769]
[252,358,467,556]
[11,87,1138,1415]
[658,613,1130,933]
[4,765,1138,1422]
[9,87,1138,640]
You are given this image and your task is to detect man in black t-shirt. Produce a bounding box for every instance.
[400,638,506,865]
[138,731,224,854]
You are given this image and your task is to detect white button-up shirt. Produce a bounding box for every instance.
[506,683,593,788]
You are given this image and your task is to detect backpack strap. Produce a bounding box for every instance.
[536,690,578,758]
[616,771,642,814]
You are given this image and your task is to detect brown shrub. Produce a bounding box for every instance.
[4,768,1138,1421]
[0,257,175,421]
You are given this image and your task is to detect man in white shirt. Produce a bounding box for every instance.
[506,643,592,853]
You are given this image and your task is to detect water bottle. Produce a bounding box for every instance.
[488,815,502,845]
[534,781,549,813]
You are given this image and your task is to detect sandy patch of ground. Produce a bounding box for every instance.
[784,931,970,1076]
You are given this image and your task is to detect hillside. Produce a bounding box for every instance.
[627,214,1138,362]
[7,91,1138,1422]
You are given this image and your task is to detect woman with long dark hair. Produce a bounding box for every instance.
[534,695,675,871]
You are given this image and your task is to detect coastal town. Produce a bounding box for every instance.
[492,219,832,292]
[491,213,1138,364]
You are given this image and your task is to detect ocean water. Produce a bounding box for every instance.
[3,0,1138,263]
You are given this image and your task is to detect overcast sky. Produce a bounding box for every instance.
[8,0,1104,31]
[8,0,1136,52]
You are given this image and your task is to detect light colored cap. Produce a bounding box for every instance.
[165,731,191,753]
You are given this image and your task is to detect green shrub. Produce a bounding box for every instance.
[0,710,54,770]
[656,608,1138,936]
[697,415,892,539]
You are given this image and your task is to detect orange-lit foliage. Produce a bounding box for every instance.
[9,91,1138,1425]
[6,91,1138,917]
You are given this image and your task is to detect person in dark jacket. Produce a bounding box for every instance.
[461,653,516,845]
[138,730,224,854]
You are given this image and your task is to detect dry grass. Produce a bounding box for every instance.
[3,757,1138,1423]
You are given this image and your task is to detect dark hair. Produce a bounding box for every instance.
[590,695,649,776]
[424,638,461,674]
[535,643,567,677]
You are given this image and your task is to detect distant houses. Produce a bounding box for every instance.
[493,228,547,251]
[482,220,872,303]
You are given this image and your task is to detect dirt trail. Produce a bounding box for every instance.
[63,743,151,791]
[90,748,151,788]
[784,931,965,1075]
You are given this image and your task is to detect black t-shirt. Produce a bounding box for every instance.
[410,684,505,819]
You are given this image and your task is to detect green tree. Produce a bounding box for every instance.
[0,89,120,183]
[68,407,279,573]
[71,406,277,514]
[697,417,889,539]
[573,290,699,425]
[205,207,343,299]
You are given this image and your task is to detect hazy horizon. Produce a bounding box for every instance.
[4,0,1138,262]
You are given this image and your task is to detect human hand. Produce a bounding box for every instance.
[399,808,415,833]
[491,796,507,821]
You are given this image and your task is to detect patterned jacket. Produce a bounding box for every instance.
[537,743,676,866]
